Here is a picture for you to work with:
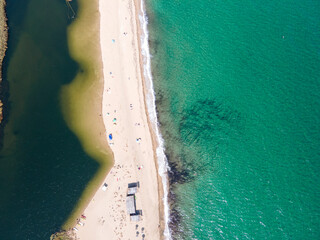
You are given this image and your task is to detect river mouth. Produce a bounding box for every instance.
[0,0,112,238]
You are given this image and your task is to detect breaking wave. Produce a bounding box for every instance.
[138,1,171,239]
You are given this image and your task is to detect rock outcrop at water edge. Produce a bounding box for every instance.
[0,0,8,125]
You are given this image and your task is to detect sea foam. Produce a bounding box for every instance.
[138,0,171,239]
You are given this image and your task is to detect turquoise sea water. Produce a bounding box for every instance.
[146,0,320,239]
[0,0,99,239]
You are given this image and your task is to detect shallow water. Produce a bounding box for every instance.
[146,0,320,239]
[0,0,107,238]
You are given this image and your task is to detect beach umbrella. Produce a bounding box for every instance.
[109,134,113,140]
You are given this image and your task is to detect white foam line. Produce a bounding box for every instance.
[138,0,171,239]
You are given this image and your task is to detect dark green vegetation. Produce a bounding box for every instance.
[0,0,102,239]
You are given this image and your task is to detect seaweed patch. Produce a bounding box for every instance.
[165,99,241,185]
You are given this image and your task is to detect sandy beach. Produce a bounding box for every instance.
[76,0,161,239]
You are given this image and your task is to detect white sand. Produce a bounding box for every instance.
[76,0,161,239]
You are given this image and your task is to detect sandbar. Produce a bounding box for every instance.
[75,0,162,239]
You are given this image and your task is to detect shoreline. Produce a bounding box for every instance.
[133,0,166,236]
[134,0,171,238]
[74,0,167,239]
[0,0,8,129]
[60,0,114,230]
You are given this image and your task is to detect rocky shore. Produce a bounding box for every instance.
[0,0,7,125]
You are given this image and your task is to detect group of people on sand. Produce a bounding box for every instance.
[135,224,146,239]
[105,78,143,147]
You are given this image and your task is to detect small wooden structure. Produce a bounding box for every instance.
[126,182,142,221]
[126,194,136,215]
[65,0,75,19]
[127,182,140,195]
[130,214,141,222]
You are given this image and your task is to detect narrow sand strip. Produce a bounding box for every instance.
[76,0,161,239]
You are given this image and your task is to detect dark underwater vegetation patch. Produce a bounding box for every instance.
[167,99,242,185]
[159,98,242,237]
